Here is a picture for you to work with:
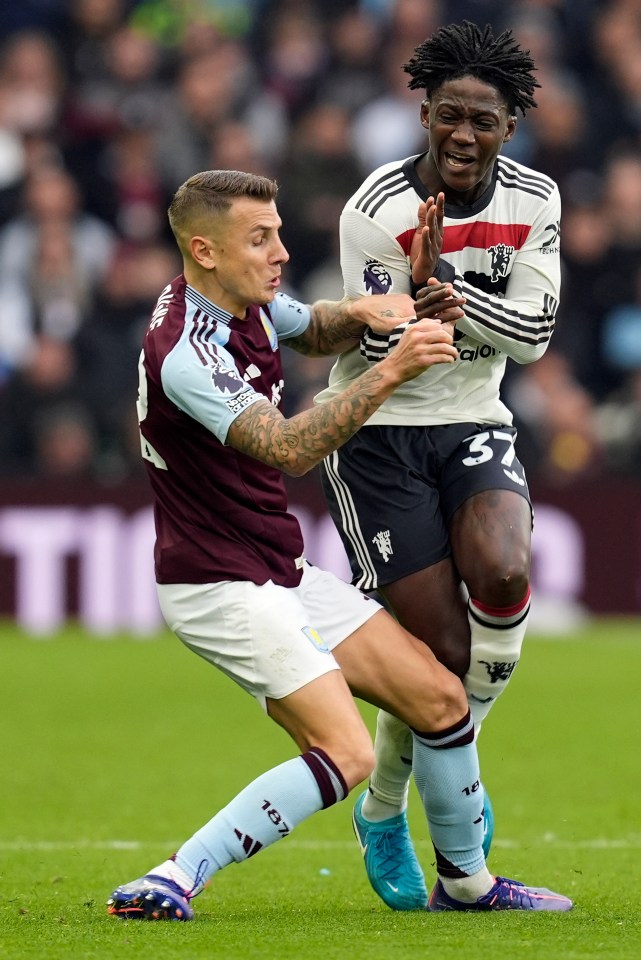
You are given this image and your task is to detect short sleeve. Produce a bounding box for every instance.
[161,336,263,444]
[270,292,312,340]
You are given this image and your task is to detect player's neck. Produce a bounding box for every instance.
[184,271,249,319]
[416,152,493,207]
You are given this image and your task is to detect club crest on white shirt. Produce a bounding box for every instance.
[487,243,514,282]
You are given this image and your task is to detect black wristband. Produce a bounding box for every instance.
[433,259,456,283]
[410,259,456,298]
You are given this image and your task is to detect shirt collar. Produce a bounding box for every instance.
[185,283,234,325]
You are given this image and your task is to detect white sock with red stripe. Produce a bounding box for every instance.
[464,588,531,728]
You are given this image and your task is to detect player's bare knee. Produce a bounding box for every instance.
[310,729,374,792]
[330,739,375,791]
[352,751,376,790]
[497,567,529,606]
[475,561,529,607]
[408,668,468,733]
[431,670,468,730]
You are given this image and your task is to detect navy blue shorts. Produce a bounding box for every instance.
[321,422,531,591]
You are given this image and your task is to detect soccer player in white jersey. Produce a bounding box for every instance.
[316,22,562,910]
[106,169,571,921]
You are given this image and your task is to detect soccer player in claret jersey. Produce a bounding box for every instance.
[106,169,571,921]
[317,22,562,911]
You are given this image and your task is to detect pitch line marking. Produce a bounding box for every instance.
[1,837,641,852]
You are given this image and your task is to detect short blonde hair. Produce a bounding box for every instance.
[168,169,278,250]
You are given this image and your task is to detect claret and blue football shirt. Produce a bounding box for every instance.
[138,275,311,587]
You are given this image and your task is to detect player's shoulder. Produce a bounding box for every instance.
[344,157,420,222]
[496,155,558,202]
[144,275,187,356]
[269,291,311,339]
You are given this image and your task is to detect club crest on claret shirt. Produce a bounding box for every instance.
[259,308,278,350]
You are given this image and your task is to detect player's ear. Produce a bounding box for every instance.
[420,99,430,130]
[503,115,517,143]
[190,235,216,269]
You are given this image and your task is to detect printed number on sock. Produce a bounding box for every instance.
[461,780,481,796]
[461,431,525,486]
[262,800,290,835]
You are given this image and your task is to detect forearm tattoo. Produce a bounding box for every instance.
[291,300,362,356]
[230,366,390,474]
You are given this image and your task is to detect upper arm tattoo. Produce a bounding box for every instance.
[227,399,296,469]
[288,300,362,357]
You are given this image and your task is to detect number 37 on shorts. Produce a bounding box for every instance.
[461,428,526,487]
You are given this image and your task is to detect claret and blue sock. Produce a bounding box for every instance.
[107,748,346,920]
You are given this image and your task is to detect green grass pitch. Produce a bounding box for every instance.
[1,618,640,959]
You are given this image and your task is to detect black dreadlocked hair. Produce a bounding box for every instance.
[403,21,539,116]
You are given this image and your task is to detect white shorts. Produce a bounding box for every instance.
[157,562,381,710]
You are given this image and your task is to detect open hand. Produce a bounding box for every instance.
[350,292,417,334]
[409,193,445,284]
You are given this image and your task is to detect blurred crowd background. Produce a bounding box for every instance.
[0,0,640,487]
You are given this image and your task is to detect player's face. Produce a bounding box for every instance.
[420,75,516,204]
[210,198,289,315]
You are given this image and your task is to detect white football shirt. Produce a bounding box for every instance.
[315,153,561,426]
